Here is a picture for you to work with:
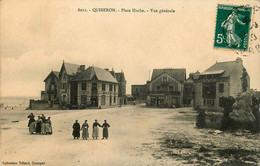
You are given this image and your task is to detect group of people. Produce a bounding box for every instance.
[72,119,110,140]
[27,113,110,139]
[27,113,52,135]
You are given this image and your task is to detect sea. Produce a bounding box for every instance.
[0,96,40,110]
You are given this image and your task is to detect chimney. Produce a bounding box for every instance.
[236,57,243,64]
[78,65,85,72]
[189,73,193,79]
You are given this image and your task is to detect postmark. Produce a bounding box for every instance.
[214,4,252,51]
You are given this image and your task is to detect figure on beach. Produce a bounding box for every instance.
[221,10,246,48]
[81,120,89,140]
[35,116,43,134]
[27,114,52,135]
[45,117,52,135]
[72,120,80,139]
[29,116,36,134]
[27,113,35,127]
[41,114,47,134]
[102,120,110,139]
[92,119,102,139]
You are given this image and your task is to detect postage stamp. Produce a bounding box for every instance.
[214,4,252,51]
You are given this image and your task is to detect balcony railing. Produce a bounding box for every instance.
[203,99,215,107]
[161,81,169,86]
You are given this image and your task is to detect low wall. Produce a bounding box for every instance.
[29,100,50,110]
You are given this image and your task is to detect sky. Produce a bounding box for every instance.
[1,0,260,97]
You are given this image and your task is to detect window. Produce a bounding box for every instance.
[63,95,66,102]
[162,77,168,83]
[102,83,106,91]
[175,84,178,91]
[81,95,87,105]
[169,85,174,91]
[62,83,66,89]
[49,95,51,101]
[156,85,161,91]
[114,85,116,92]
[202,82,216,99]
[101,95,106,105]
[140,88,143,92]
[109,84,113,91]
[81,82,86,91]
[114,96,116,103]
[92,83,97,90]
[219,83,224,93]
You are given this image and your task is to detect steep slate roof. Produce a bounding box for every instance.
[151,69,186,82]
[44,71,59,82]
[115,72,126,82]
[74,66,118,83]
[53,71,59,78]
[63,62,80,76]
[109,69,116,78]
[201,60,243,77]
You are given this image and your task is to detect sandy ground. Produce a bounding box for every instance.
[1,105,260,166]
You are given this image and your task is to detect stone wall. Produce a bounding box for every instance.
[29,100,50,110]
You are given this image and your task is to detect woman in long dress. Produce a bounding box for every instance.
[102,120,110,139]
[81,120,89,140]
[92,119,102,139]
[72,120,80,139]
[27,113,35,127]
[45,117,52,135]
[29,117,36,134]
[35,116,43,134]
[221,10,246,48]
[41,115,46,135]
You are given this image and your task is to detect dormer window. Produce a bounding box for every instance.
[81,82,86,91]
[162,77,168,82]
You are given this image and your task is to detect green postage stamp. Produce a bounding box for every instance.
[214,4,252,51]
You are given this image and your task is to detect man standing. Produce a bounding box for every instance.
[72,120,80,139]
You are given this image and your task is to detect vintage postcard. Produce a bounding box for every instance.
[1,0,260,166]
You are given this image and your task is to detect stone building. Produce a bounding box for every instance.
[43,71,59,103]
[146,68,186,107]
[193,58,250,111]
[40,61,124,109]
[183,72,199,107]
[72,66,119,107]
[131,84,148,103]
[114,72,127,105]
